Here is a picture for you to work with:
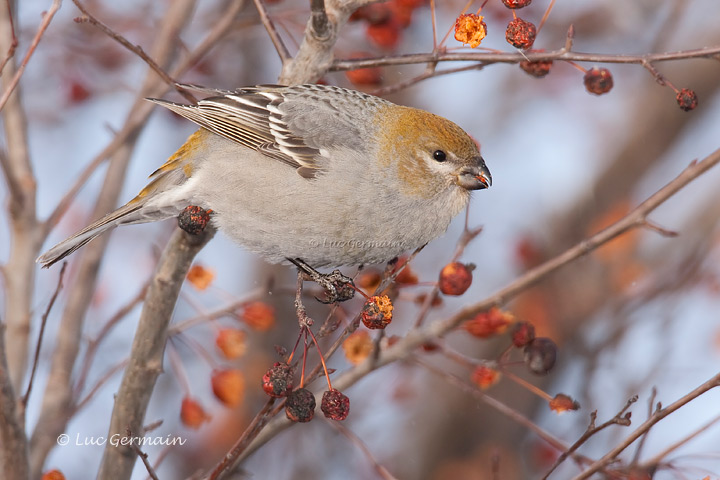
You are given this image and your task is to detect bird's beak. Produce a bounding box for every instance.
[456,156,492,190]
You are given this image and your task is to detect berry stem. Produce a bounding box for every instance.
[306,327,333,390]
[502,369,553,401]
[537,0,556,33]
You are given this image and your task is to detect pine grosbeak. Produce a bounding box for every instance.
[38,84,491,268]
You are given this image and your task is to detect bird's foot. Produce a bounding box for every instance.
[288,258,355,304]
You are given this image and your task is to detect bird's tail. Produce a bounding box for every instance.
[37,202,153,268]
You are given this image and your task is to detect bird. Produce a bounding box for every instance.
[37,84,491,270]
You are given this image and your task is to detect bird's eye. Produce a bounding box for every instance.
[433,150,447,162]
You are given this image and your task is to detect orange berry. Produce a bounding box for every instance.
[180,397,211,429]
[239,301,275,331]
[42,470,66,480]
[342,330,373,364]
[438,262,474,296]
[464,307,514,338]
[361,295,393,329]
[471,365,501,389]
[186,264,215,290]
[215,328,247,359]
[549,393,580,413]
[454,13,487,48]
[211,369,245,407]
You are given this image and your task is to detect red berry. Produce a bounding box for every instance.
[510,321,536,347]
[506,18,536,50]
[583,67,613,95]
[261,362,294,398]
[180,397,211,429]
[676,88,698,111]
[502,0,532,8]
[367,23,401,50]
[523,337,557,375]
[519,50,552,78]
[321,389,350,421]
[438,262,474,296]
[285,388,316,423]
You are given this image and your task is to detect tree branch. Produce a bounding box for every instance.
[331,45,720,71]
[97,227,214,480]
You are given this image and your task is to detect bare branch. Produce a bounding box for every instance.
[331,45,720,71]
[98,226,215,480]
[0,322,29,479]
[0,0,17,75]
[21,262,67,408]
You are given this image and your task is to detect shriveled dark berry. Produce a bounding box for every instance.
[261,362,294,398]
[583,67,613,95]
[520,50,552,78]
[178,205,212,234]
[506,18,536,50]
[523,337,557,375]
[321,389,350,421]
[285,388,316,423]
[502,0,532,8]
[676,88,698,111]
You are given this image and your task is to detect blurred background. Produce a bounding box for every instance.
[3,0,720,478]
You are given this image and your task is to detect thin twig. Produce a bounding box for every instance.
[127,428,159,480]
[542,396,637,479]
[573,372,720,480]
[252,0,290,62]
[331,45,720,71]
[71,0,197,103]
[631,388,657,464]
[326,419,399,480]
[21,262,67,407]
[0,0,61,113]
[637,412,720,470]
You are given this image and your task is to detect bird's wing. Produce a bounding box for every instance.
[147,84,389,179]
